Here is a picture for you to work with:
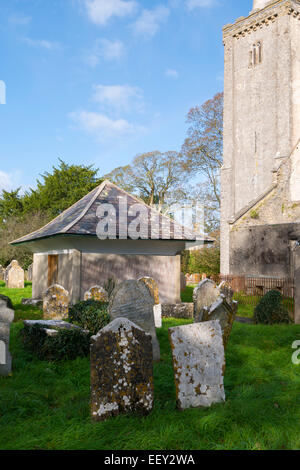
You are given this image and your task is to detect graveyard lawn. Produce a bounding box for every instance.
[0,285,300,450]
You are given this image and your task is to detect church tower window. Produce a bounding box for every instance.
[249,42,262,67]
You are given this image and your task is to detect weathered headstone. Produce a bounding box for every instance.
[138,277,162,328]
[0,297,15,376]
[219,281,234,306]
[169,320,225,410]
[109,280,160,361]
[193,279,220,323]
[84,286,109,303]
[201,296,238,348]
[138,277,160,305]
[43,284,69,320]
[91,318,154,421]
[6,260,24,289]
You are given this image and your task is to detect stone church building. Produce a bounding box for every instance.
[221,0,300,282]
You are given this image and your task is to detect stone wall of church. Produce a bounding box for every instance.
[221,0,300,274]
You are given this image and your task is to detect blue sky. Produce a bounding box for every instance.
[0,0,252,193]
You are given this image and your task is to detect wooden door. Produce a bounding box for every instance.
[48,255,59,287]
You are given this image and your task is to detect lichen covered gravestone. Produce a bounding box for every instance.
[169,320,225,410]
[138,277,160,305]
[91,318,154,421]
[193,279,220,323]
[84,286,109,303]
[43,284,69,320]
[6,260,24,289]
[109,280,160,361]
[0,297,15,376]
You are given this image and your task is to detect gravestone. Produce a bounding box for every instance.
[169,320,225,410]
[109,280,160,361]
[193,279,220,323]
[219,281,234,306]
[201,296,238,348]
[0,265,5,281]
[6,260,24,289]
[139,277,162,328]
[0,297,15,376]
[91,318,154,421]
[138,277,160,305]
[84,286,108,303]
[43,284,69,320]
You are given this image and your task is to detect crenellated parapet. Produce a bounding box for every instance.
[223,0,300,42]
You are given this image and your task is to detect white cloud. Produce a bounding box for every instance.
[92,84,144,113]
[86,39,125,67]
[132,5,170,37]
[165,68,179,79]
[0,170,22,193]
[186,0,216,10]
[23,37,60,50]
[69,110,143,140]
[83,0,137,26]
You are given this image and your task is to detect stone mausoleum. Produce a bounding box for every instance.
[11,180,213,305]
[221,0,300,280]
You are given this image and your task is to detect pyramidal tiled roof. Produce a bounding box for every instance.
[11,180,214,245]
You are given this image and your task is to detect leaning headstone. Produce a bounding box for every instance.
[138,277,160,305]
[6,260,24,289]
[109,280,160,361]
[193,279,220,323]
[84,286,108,303]
[91,318,154,421]
[201,296,238,348]
[43,284,69,321]
[0,297,15,376]
[169,320,225,410]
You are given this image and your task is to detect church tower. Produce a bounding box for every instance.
[221,0,300,275]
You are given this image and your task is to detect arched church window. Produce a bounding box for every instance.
[249,41,262,67]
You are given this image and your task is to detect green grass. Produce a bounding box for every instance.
[0,285,300,450]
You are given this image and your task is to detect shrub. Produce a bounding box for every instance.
[254,290,292,325]
[20,324,90,361]
[68,300,110,335]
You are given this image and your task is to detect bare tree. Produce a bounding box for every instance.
[181,92,223,210]
[105,151,188,212]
